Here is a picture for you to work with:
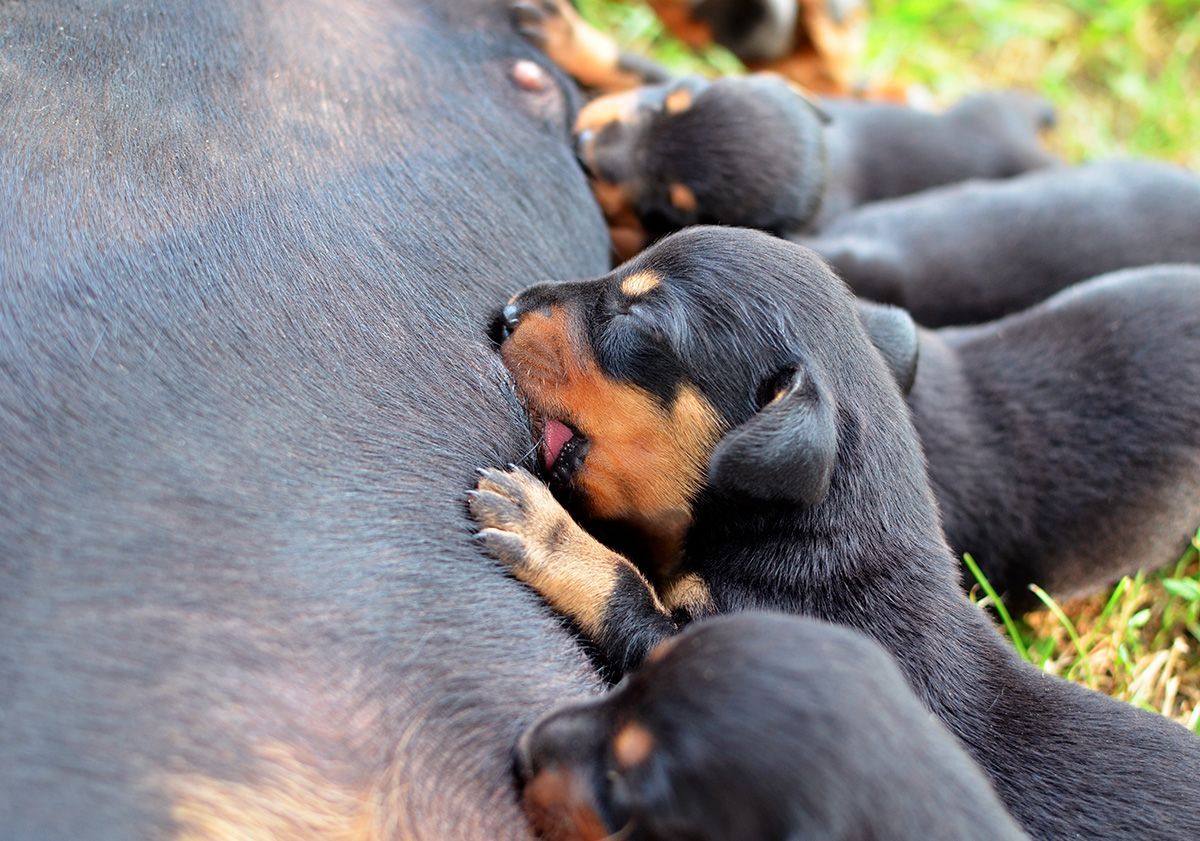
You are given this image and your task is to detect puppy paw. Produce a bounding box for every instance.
[469,466,647,634]
[469,466,572,575]
[509,0,631,92]
[509,0,571,51]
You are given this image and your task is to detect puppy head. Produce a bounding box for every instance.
[576,74,827,259]
[496,227,920,546]
[514,630,775,841]
[515,614,869,841]
[512,687,648,841]
[648,0,799,62]
[513,695,616,841]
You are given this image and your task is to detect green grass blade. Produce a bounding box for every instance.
[1029,583,1095,688]
[963,553,1029,661]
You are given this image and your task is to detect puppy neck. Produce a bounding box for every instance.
[630,508,691,579]
[684,484,1021,716]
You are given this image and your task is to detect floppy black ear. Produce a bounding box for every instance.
[708,362,838,506]
[855,301,919,395]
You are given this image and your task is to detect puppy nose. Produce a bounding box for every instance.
[487,303,523,347]
[502,304,521,338]
[575,129,596,176]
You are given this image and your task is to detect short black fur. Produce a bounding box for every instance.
[519,612,1029,841]
[484,228,1200,841]
[805,159,1200,326]
[858,266,1200,609]
[0,2,609,838]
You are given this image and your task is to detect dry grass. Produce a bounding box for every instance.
[970,530,1200,731]
[579,0,1200,729]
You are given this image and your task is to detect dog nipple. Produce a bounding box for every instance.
[512,59,551,93]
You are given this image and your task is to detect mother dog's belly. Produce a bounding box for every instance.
[0,1,608,839]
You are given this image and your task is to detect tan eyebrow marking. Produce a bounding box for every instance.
[620,271,662,298]
[669,183,697,213]
[613,721,655,769]
[664,87,693,114]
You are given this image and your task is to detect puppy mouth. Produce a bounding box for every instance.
[539,416,591,489]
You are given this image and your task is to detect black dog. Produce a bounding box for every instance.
[0,1,610,837]
[518,612,1029,841]
[818,90,1057,223]
[472,227,1200,840]
[858,265,1200,610]
[805,159,1200,326]
[573,74,1055,257]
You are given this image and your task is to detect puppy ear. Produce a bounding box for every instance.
[856,301,919,395]
[708,362,838,506]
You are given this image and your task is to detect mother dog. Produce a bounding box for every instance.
[0,2,610,838]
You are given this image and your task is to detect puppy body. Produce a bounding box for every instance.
[518,613,1029,841]
[816,91,1057,226]
[805,159,1200,326]
[475,228,1200,840]
[878,265,1200,608]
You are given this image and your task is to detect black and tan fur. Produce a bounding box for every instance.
[805,159,1200,326]
[512,0,673,92]
[514,0,871,97]
[572,74,1055,259]
[472,227,1200,840]
[517,612,1029,841]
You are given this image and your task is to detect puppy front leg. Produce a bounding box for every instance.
[470,466,676,676]
[510,0,670,92]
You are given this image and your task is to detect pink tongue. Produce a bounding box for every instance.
[543,419,575,470]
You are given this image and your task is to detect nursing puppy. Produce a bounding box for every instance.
[805,159,1200,326]
[576,74,1055,257]
[519,612,1028,841]
[860,266,1200,610]
[471,227,1200,840]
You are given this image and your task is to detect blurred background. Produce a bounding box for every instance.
[575,0,1200,728]
[577,0,1199,166]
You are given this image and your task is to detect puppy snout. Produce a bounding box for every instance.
[487,304,520,346]
[490,303,521,344]
[503,304,522,331]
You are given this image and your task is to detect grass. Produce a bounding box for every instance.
[968,532,1200,731]
[578,0,1200,166]
[578,0,1200,728]
[862,0,1200,167]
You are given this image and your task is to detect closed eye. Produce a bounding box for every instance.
[622,301,653,320]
